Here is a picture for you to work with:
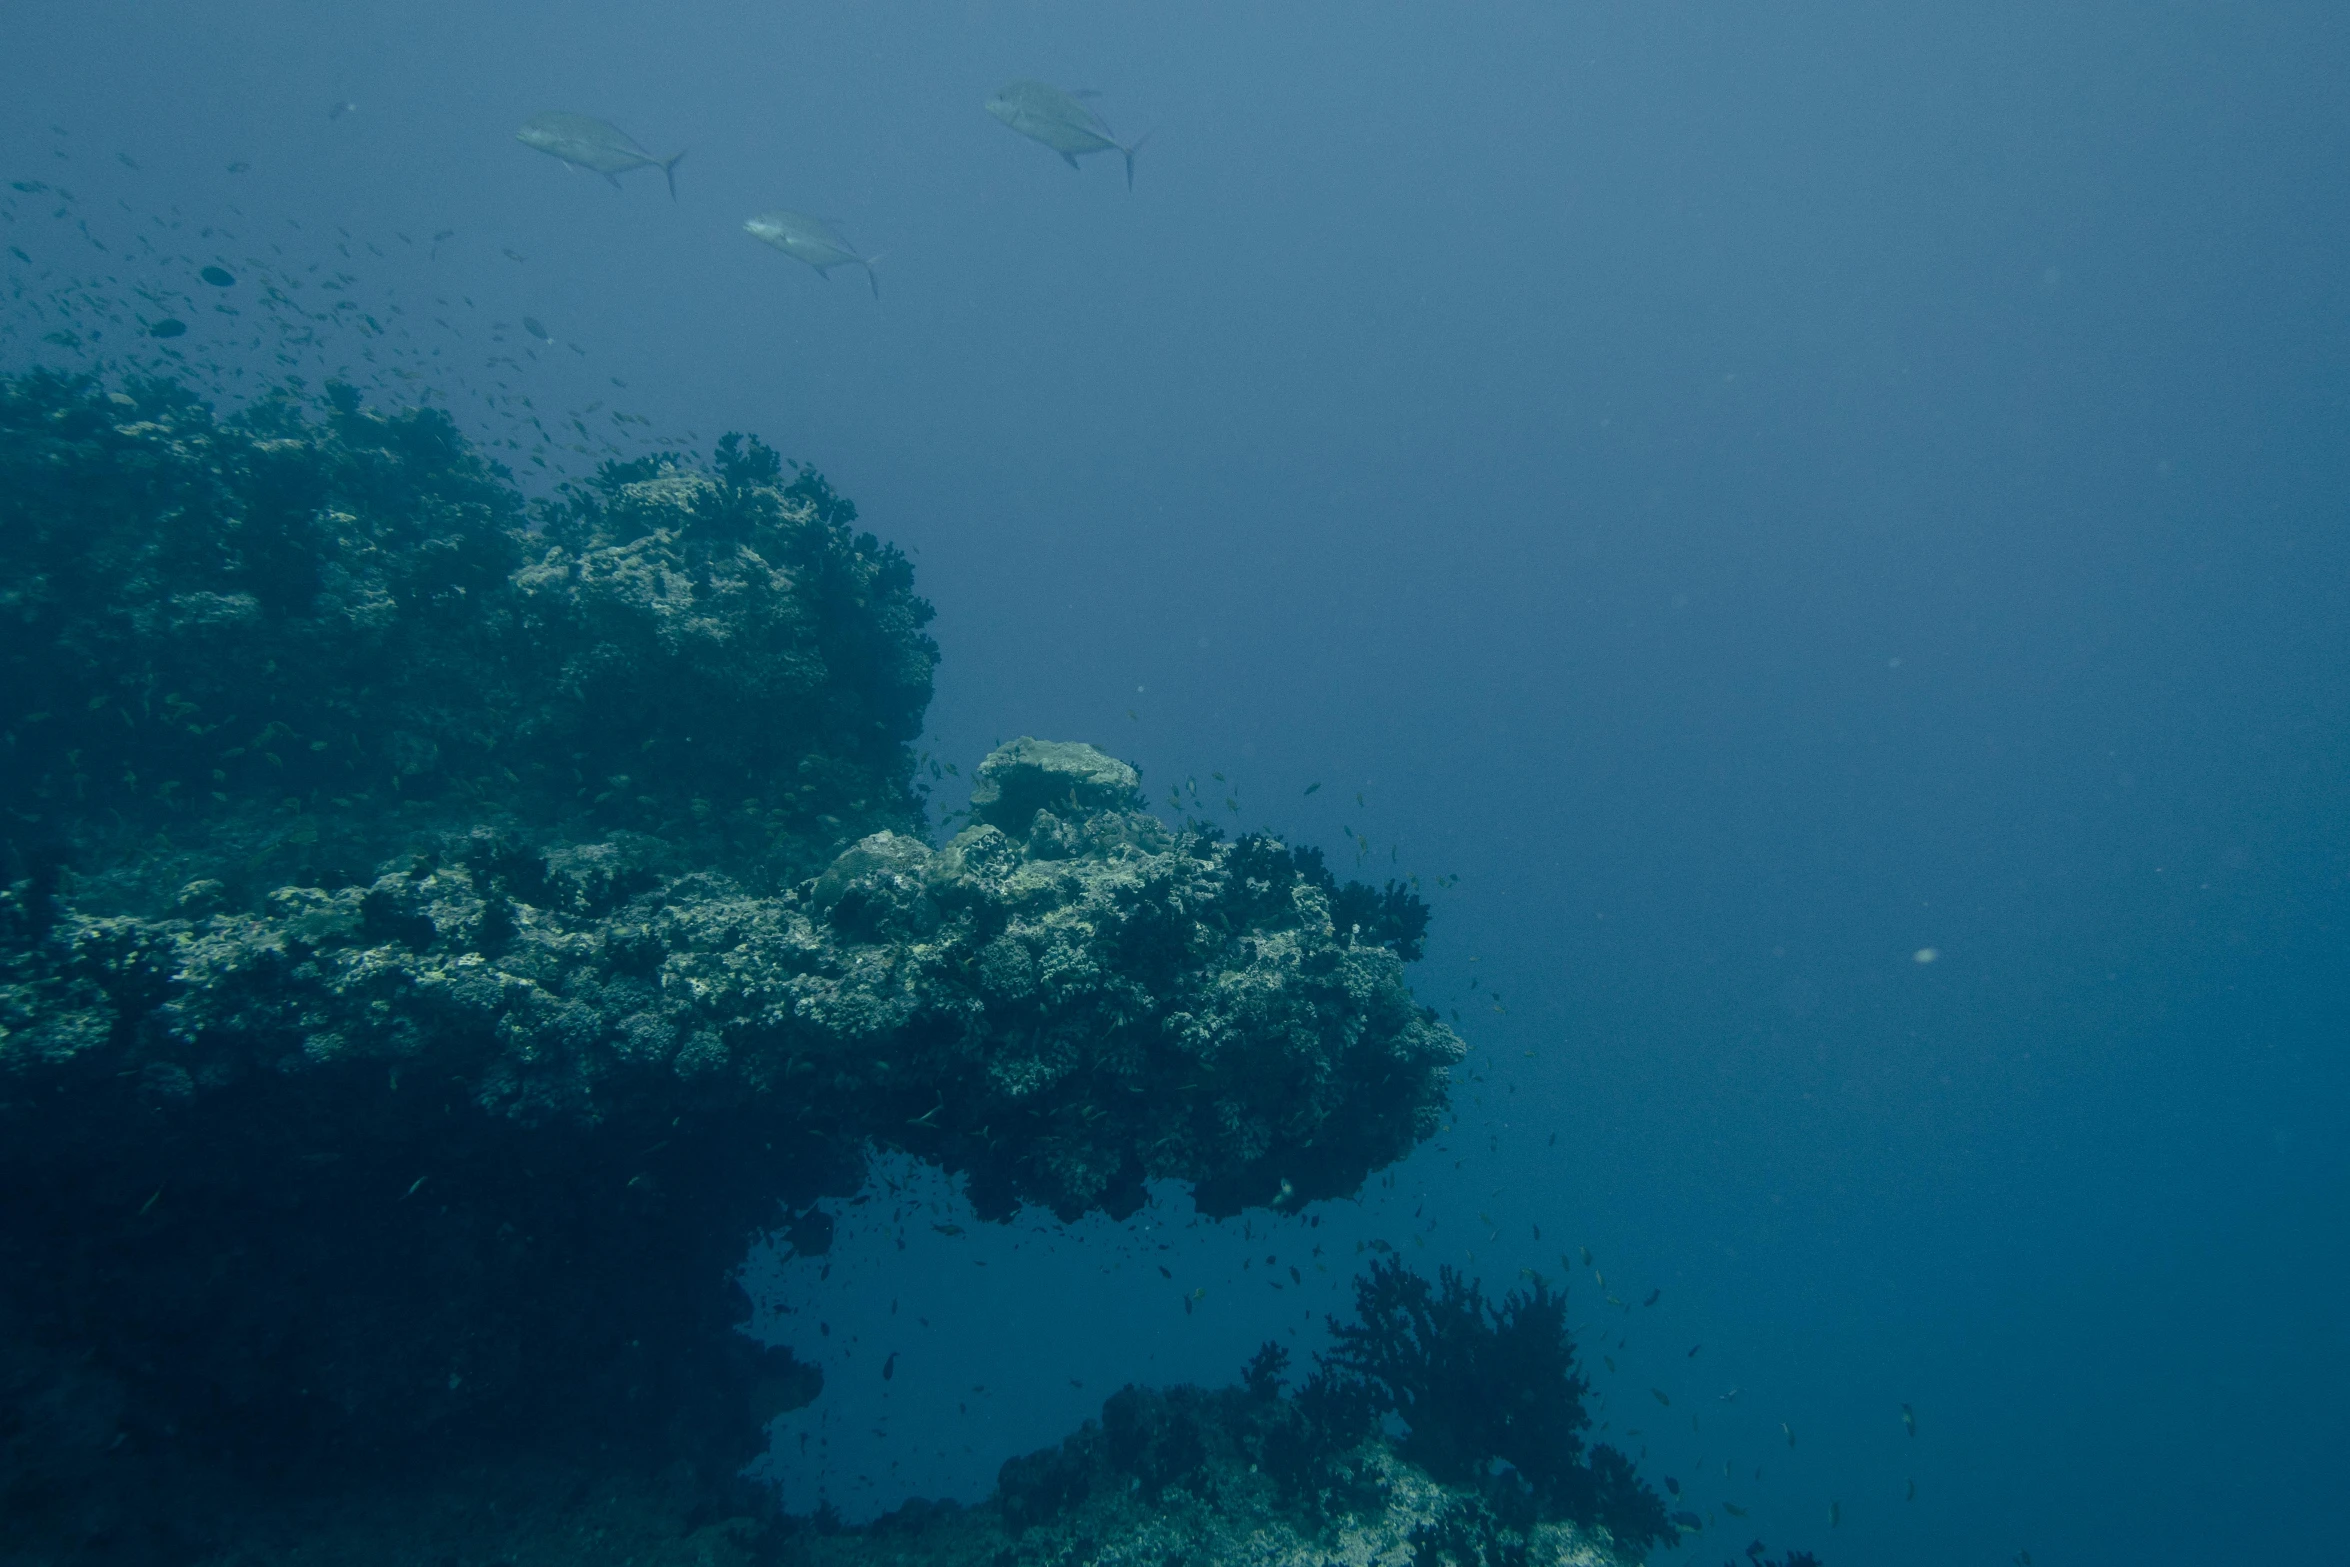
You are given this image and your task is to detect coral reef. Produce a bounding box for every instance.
[789,1262,1673,1567]
[1317,1260,1670,1551]
[0,372,1462,1561]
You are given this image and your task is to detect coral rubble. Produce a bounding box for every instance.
[0,373,1462,1559]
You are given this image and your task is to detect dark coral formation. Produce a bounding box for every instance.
[1317,1260,1673,1555]
[0,372,1462,1559]
[792,1263,1674,1567]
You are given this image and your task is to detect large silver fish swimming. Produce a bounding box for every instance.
[744,210,880,298]
[984,81,1146,188]
[516,113,685,199]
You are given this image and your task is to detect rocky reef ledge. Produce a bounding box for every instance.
[0,374,1460,1560]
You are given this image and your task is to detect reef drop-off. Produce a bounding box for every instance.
[0,372,1463,1560]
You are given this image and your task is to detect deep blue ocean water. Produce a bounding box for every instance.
[6,3,2346,1561]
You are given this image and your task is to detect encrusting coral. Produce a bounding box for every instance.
[0,372,1463,1559]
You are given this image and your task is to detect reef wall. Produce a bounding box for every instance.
[0,373,1462,1559]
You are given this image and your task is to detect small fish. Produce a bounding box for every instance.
[1303,782,1321,795]
[984,80,1148,188]
[1642,1288,1661,1306]
[1722,1502,1748,1518]
[1157,1265,1171,1279]
[1718,1386,1742,1402]
[930,1223,963,1236]
[148,318,186,338]
[522,316,551,342]
[1663,1476,1680,1496]
[328,99,358,120]
[9,180,47,193]
[1783,1422,1796,1448]
[516,112,685,198]
[7,246,28,264]
[1687,1343,1702,1358]
[1830,1501,1842,1527]
[1901,1401,1916,1437]
[881,1352,897,1380]
[200,265,235,287]
[226,161,250,174]
[1906,1477,1917,1501]
[744,210,881,297]
[1670,1511,1702,1531]
[1650,1388,1671,1406]
[1580,1246,1594,1266]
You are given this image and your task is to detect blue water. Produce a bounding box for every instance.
[6,3,2347,1561]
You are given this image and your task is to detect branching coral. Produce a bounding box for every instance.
[1319,1259,1674,1557]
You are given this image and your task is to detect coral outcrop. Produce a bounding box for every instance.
[0,373,1462,1561]
[793,1260,1672,1567]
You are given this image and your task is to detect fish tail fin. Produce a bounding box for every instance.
[1122,127,1155,191]
[863,253,885,300]
[662,148,686,200]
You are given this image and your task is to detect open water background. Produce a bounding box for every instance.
[5,3,2347,1561]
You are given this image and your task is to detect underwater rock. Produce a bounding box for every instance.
[0,372,1462,1550]
[807,1369,1651,1567]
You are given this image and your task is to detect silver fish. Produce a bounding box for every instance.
[516,113,684,198]
[744,210,880,298]
[984,80,1146,188]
